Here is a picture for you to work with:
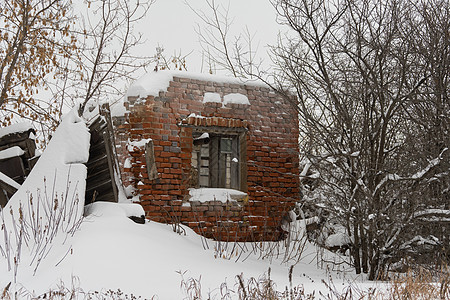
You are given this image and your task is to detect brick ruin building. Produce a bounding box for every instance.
[113,71,300,241]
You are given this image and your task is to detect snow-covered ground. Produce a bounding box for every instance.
[0,108,382,299]
[0,201,382,298]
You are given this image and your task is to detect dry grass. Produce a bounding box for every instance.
[176,265,449,300]
[386,267,449,300]
[1,266,448,299]
[321,266,449,300]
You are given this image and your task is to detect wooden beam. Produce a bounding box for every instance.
[145,140,158,180]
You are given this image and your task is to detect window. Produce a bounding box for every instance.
[191,132,241,190]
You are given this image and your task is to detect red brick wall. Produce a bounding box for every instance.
[114,74,300,241]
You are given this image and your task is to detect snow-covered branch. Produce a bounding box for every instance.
[373,148,448,197]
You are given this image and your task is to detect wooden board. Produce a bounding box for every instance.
[145,140,158,180]
[85,103,120,204]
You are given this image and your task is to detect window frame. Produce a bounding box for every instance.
[191,127,247,192]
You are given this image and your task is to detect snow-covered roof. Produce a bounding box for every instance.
[0,122,34,139]
[126,70,266,99]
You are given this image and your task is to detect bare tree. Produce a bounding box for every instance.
[151,46,191,72]
[185,0,262,78]
[1,0,156,144]
[192,0,449,279]
[0,0,76,129]
[72,0,154,117]
[398,0,450,263]
[270,0,449,279]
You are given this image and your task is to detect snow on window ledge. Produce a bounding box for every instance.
[188,188,247,204]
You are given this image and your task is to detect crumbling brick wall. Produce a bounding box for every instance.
[114,73,300,241]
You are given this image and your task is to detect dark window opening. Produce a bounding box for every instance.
[192,132,240,190]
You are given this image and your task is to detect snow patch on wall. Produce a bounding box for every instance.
[202,92,251,107]
[223,93,250,106]
[203,92,221,103]
[187,113,205,119]
[124,158,132,168]
[127,138,152,151]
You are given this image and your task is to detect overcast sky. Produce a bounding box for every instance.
[137,0,281,73]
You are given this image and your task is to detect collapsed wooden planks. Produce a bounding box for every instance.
[85,104,119,204]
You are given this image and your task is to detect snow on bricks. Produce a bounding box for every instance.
[114,71,300,242]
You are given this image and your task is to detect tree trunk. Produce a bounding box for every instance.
[368,250,380,280]
[352,221,361,274]
[360,223,369,273]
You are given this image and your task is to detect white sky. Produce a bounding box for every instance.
[137,0,281,73]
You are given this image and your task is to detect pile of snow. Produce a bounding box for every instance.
[189,188,247,203]
[0,108,90,283]
[325,232,352,248]
[84,202,144,219]
[4,108,90,211]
